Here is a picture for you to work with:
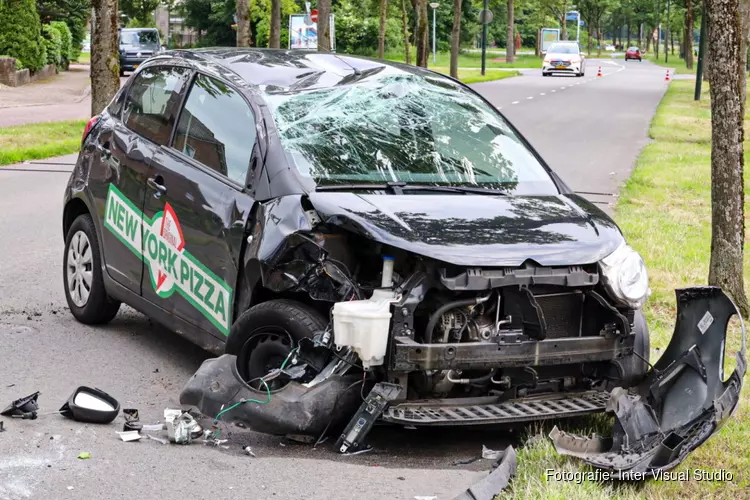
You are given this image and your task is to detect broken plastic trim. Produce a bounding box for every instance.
[452,445,517,500]
[550,287,746,477]
[179,354,362,437]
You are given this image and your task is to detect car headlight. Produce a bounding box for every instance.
[599,243,650,308]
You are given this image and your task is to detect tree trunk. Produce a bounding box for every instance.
[627,23,631,46]
[686,0,694,68]
[587,25,593,55]
[671,30,675,54]
[91,0,119,116]
[450,0,461,77]
[707,0,749,316]
[646,29,651,52]
[318,0,331,51]
[739,0,750,111]
[561,0,568,40]
[378,0,388,58]
[506,0,514,62]
[401,0,411,64]
[269,0,281,48]
[597,21,602,56]
[236,0,250,47]
[415,0,429,67]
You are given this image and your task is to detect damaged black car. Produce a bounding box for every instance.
[64,48,680,448]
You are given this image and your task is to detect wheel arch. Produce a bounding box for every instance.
[63,196,92,241]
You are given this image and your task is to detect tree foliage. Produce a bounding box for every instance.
[51,20,73,68]
[41,23,62,66]
[0,0,47,71]
[121,0,161,26]
[37,0,89,61]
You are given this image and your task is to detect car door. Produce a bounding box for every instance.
[140,73,258,338]
[92,64,192,294]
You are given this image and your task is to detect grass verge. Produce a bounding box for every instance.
[0,120,86,165]
[643,52,697,74]
[498,80,748,499]
[430,67,520,84]
[74,52,90,64]
[383,50,542,69]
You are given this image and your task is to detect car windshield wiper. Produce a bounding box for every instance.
[316,182,508,195]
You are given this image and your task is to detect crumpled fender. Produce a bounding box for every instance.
[550,286,746,477]
[179,354,362,437]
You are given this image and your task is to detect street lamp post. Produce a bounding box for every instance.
[430,3,439,65]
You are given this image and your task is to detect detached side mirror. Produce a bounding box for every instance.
[59,386,120,424]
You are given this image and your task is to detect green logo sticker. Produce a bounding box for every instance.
[104,184,232,335]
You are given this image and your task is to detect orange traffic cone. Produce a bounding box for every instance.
[665,69,671,82]
[596,66,603,77]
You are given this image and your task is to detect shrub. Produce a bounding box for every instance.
[41,24,62,66]
[51,21,72,69]
[335,16,403,56]
[0,0,47,71]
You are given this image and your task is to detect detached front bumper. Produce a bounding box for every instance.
[551,287,746,476]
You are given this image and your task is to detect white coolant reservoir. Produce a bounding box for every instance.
[333,257,396,368]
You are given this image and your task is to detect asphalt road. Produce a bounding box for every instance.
[0,60,667,500]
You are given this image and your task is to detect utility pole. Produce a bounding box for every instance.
[665,0,670,63]
[480,0,489,75]
[694,0,707,99]
[430,3,439,65]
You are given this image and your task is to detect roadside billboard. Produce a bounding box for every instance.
[540,28,560,54]
[289,14,336,51]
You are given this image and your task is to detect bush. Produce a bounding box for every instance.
[335,15,403,56]
[41,24,62,67]
[51,21,72,69]
[0,0,47,71]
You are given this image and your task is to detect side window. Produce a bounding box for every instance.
[122,66,191,145]
[174,74,257,184]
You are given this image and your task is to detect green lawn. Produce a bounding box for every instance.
[430,67,520,84]
[0,120,86,165]
[383,50,542,69]
[637,52,697,75]
[499,80,748,499]
[74,51,90,64]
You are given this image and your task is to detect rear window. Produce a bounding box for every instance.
[628,47,640,51]
[265,71,559,195]
[121,30,159,45]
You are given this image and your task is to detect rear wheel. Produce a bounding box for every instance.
[226,299,327,385]
[542,72,550,77]
[63,214,121,324]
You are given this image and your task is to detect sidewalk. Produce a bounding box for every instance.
[0,65,92,127]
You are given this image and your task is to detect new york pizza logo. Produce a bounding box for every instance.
[104,185,232,335]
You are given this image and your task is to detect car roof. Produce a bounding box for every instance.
[154,48,445,93]
[121,27,157,31]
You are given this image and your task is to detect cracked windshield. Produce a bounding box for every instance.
[265,72,558,194]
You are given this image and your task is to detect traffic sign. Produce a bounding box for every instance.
[304,14,313,26]
[311,9,318,23]
[478,9,493,24]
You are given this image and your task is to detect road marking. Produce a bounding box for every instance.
[512,101,519,104]
[551,89,556,92]
[560,86,566,89]
[527,96,534,99]
[540,92,546,95]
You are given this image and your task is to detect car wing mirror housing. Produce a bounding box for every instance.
[60,386,121,424]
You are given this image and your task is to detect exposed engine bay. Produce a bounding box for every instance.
[180,195,744,480]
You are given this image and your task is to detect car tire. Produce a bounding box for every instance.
[542,72,550,77]
[227,299,327,384]
[63,214,121,324]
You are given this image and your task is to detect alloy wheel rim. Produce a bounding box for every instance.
[67,231,93,307]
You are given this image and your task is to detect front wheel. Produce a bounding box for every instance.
[63,214,121,324]
[226,299,327,385]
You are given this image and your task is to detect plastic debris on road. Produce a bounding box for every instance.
[481,445,503,460]
[116,430,142,442]
[77,451,92,460]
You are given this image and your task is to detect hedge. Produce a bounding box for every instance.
[51,20,72,69]
[0,0,46,71]
[41,24,62,66]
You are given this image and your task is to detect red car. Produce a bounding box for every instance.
[625,46,642,61]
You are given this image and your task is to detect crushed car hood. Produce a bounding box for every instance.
[307,193,624,267]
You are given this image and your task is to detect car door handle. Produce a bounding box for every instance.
[147,176,167,196]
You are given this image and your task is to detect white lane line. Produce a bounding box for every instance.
[551,89,556,92]
[560,86,566,89]
[527,96,534,99]
[512,101,519,104]
[540,92,546,95]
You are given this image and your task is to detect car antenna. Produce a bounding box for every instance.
[294,30,362,76]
